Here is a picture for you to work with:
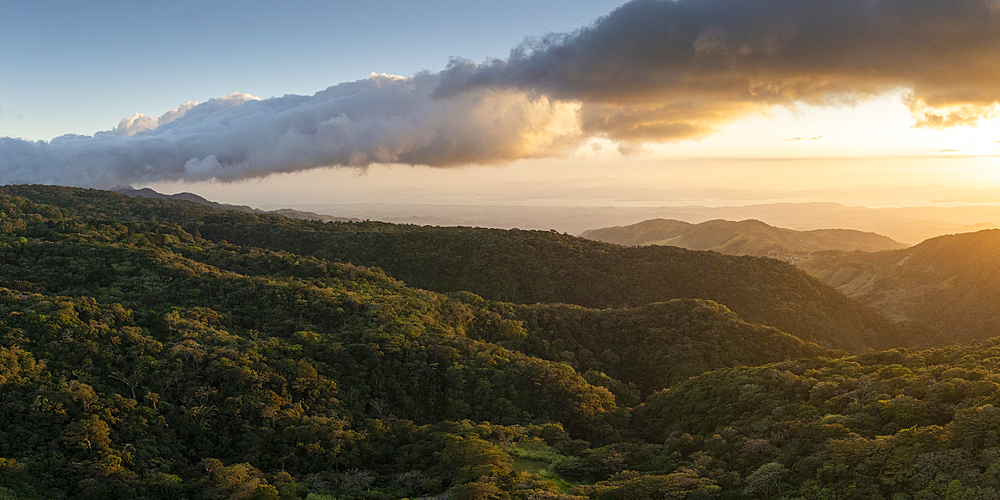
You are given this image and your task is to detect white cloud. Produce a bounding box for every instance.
[0,75,580,187]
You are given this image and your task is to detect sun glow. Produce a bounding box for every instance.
[640,92,999,160]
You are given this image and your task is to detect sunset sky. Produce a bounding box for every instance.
[3,0,1000,209]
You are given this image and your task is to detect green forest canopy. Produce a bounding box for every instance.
[0,185,995,499]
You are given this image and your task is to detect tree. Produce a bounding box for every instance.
[62,415,112,455]
[744,462,788,498]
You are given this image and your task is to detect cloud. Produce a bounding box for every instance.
[0,74,580,187]
[4,0,1000,187]
[783,136,824,142]
[439,0,1000,136]
[99,99,212,137]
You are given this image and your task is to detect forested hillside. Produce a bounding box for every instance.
[115,186,356,223]
[177,210,909,351]
[633,342,1000,498]
[1,184,994,499]
[461,296,833,397]
[0,186,623,498]
[798,229,1000,345]
[581,218,906,257]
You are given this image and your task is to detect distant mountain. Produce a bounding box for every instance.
[266,208,358,223]
[114,190,1000,243]
[797,229,1000,344]
[569,202,1000,244]
[581,218,907,258]
[116,186,356,223]
[115,186,264,212]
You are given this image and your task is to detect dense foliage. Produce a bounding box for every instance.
[189,210,906,352]
[632,342,1000,498]
[1,184,996,499]
[461,297,833,397]
[0,186,619,498]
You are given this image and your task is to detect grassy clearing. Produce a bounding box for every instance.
[508,438,576,492]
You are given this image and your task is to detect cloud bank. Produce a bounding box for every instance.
[440,0,1000,137]
[4,0,1000,187]
[1,76,579,187]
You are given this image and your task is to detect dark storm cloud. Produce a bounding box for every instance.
[439,0,1000,138]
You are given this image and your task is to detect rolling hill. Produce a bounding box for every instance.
[797,229,1000,345]
[581,218,907,258]
[0,184,862,498]
[116,186,356,223]
[471,297,834,397]
[7,185,907,351]
[3,184,1000,498]
[191,210,912,351]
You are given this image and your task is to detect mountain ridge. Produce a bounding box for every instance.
[797,228,1000,344]
[115,185,357,223]
[193,212,910,351]
[582,217,908,258]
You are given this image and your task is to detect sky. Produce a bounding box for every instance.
[3,0,1000,210]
